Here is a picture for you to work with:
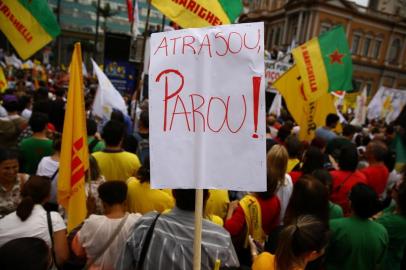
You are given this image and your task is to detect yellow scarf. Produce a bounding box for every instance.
[240,195,265,247]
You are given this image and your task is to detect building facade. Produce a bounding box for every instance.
[240,0,406,96]
[46,0,165,64]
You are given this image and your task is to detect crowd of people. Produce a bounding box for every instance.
[0,59,405,270]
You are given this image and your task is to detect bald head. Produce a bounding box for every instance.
[365,140,388,163]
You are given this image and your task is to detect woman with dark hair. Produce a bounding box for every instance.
[265,175,329,264]
[0,148,29,218]
[0,176,68,266]
[126,156,174,214]
[329,144,367,216]
[312,169,343,220]
[376,179,406,270]
[0,237,51,270]
[72,181,141,269]
[283,175,329,226]
[289,147,324,184]
[252,215,329,270]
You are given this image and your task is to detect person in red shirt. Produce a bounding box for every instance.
[330,144,367,216]
[360,140,389,199]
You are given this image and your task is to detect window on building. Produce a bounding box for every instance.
[365,81,373,96]
[383,76,395,87]
[372,39,382,59]
[353,79,362,91]
[275,28,281,46]
[267,29,273,50]
[320,24,331,34]
[362,37,371,57]
[388,39,401,64]
[351,34,361,54]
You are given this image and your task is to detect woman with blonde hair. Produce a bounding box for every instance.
[252,215,329,270]
[267,144,293,224]
[224,145,286,266]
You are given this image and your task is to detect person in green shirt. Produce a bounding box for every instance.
[19,113,53,174]
[376,179,406,270]
[328,201,343,220]
[326,183,388,270]
[312,169,344,219]
[86,119,105,153]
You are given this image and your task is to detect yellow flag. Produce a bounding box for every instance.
[0,67,8,93]
[57,43,89,232]
[0,0,60,60]
[273,65,337,141]
[151,0,230,29]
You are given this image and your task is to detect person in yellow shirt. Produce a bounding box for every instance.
[126,157,174,214]
[251,215,328,270]
[205,189,230,220]
[92,120,141,181]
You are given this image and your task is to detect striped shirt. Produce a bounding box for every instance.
[117,207,240,270]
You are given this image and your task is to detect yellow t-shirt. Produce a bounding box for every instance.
[126,177,175,214]
[92,151,141,181]
[207,214,224,227]
[205,189,229,220]
[252,252,276,270]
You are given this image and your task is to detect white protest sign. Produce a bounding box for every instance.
[149,22,266,191]
[265,60,291,92]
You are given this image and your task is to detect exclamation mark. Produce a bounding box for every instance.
[252,76,261,139]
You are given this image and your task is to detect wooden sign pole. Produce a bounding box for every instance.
[193,189,204,270]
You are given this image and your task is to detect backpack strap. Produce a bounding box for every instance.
[137,213,161,270]
[46,211,59,269]
[84,213,130,270]
[50,168,59,182]
[333,172,354,193]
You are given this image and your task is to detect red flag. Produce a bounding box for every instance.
[126,0,134,22]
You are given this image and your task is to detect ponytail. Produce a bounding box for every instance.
[275,215,329,270]
[16,196,35,221]
[275,224,299,270]
[16,176,51,221]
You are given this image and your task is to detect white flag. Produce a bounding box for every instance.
[386,93,405,124]
[351,87,367,126]
[5,54,22,68]
[367,87,385,120]
[92,59,127,121]
[367,86,406,123]
[269,93,282,117]
[132,0,140,37]
[82,62,88,77]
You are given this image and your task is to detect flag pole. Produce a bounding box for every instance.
[193,189,203,270]
[135,0,151,102]
[161,14,166,31]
